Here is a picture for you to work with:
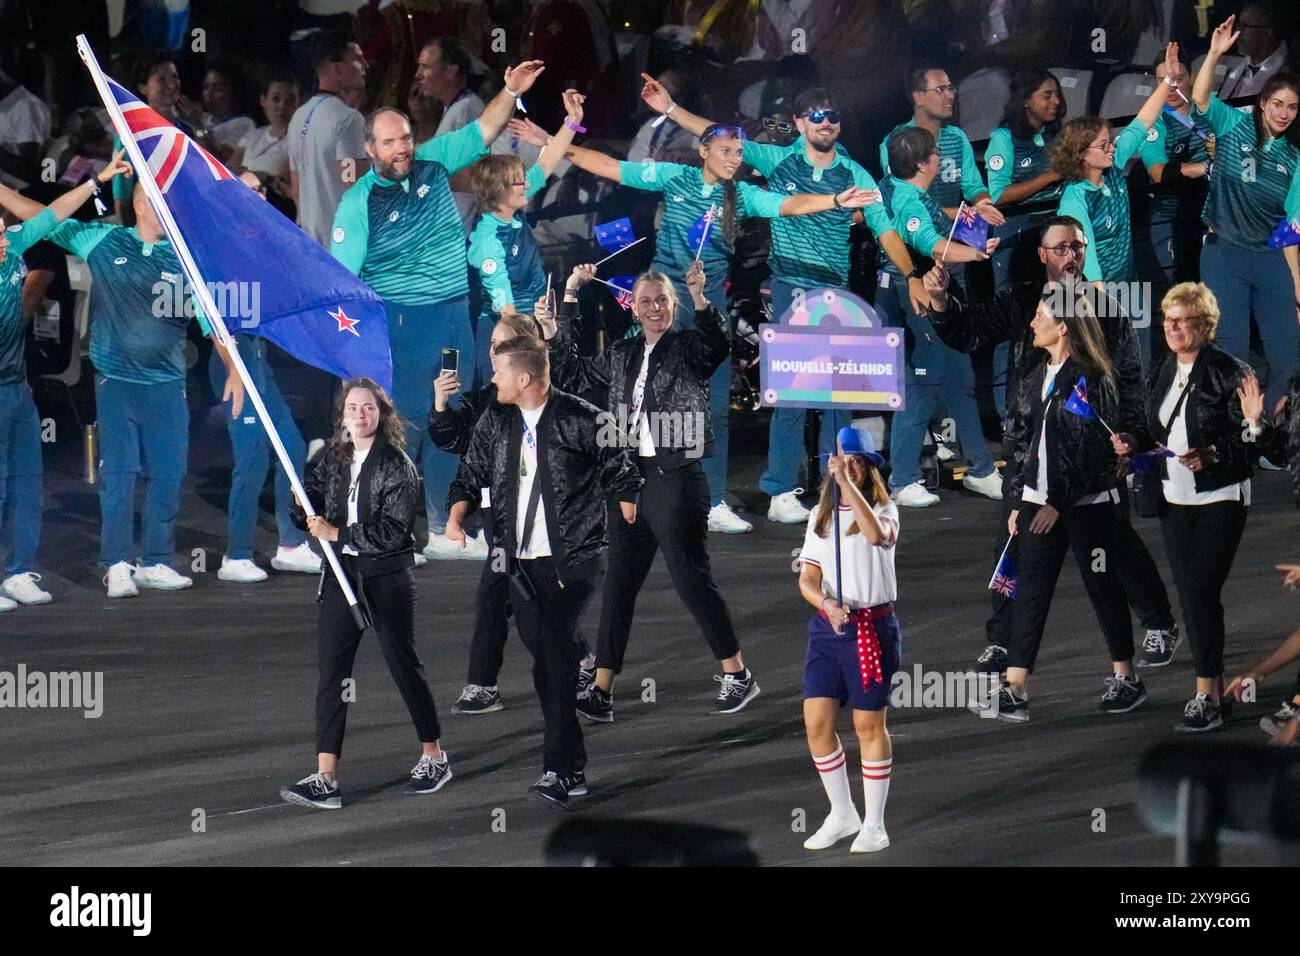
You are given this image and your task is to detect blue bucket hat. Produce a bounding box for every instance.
[819,425,885,468]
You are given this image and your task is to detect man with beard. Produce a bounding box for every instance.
[638,81,933,524]
[330,59,546,562]
[922,216,1182,690]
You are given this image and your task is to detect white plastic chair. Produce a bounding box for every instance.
[1049,68,1093,121]
[958,67,1011,142]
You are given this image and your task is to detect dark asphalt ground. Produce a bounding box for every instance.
[3,395,1298,867]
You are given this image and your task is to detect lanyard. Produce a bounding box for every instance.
[298,91,339,150]
[519,418,537,477]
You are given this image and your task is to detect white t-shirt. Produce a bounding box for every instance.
[0,85,51,150]
[288,92,366,246]
[798,499,899,610]
[516,403,552,558]
[632,343,655,457]
[206,114,256,151]
[238,125,290,180]
[435,89,486,231]
[1158,361,1250,506]
[342,446,370,556]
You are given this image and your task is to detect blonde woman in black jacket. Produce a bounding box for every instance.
[1113,283,1271,732]
[976,284,1138,722]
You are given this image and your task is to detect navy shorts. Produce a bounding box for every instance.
[803,610,902,711]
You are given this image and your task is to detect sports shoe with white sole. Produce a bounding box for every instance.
[407,753,453,794]
[850,826,890,853]
[280,772,341,810]
[894,482,939,508]
[271,542,322,573]
[1261,701,1299,736]
[0,594,14,612]
[962,471,1003,500]
[104,562,138,599]
[451,684,504,715]
[715,669,761,713]
[459,530,490,559]
[767,489,811,524]
[2,572,52,605]
[414,552,429,568]
[134,564,193,590]
[423,531,490,560]
[708,501,753,534]
[1135,626,1180,667]
[217,557,268,583]
[803,812,862,850]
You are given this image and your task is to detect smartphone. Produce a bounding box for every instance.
[441,347,459,373]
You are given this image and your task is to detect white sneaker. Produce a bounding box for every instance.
[850,826,890,853]
[0,594,15,612]
[962,470,1003,500]
[893,482,940,508]
[803,812,862,850]
[271,542,322,573]
[2,572,52,605]
[413,552,429,568]
[104,562,138,599]
[1259,456,1285,471]
[767,489,811,524]
[423,532,468,560]
[708,501,753,534]
[217,557,268,583]
[134,564,193,590]
[458,530,490,560]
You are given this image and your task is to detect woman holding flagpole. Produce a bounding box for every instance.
[1112,282,1272,731]
[796,426,900,854]
[282,378,451,809]
[974,283,1139,722]
[560,129,877,532]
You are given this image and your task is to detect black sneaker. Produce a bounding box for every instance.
[715,669,761,714]
[1177,692,1224,732]
[1136,626,1181,667]
[529,771,571,809]
[1261,701,1299,736]
[1099,674,1148,714]
[576,685,614,723]
[407,753,453,793]
[560,770,588,797]
[976,644,1008,673]
[280,772,341,810]
[452,683,504,715]
[969,684,1029,722]
[577,658,597,695]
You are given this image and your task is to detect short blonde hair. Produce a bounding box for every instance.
[470,155,526,213]
[631,270,680,322]
[1161,281,1220,340]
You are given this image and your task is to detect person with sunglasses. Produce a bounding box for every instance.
[879,66,1004,227]
[922,215,1180,689]
[1051,43,1182,293]
[1191,16,1300,410]
[467,89,586,390]
[560,120,878,533]
[638,78,934,526]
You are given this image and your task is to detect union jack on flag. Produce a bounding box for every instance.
[951,201,990,251]
[102,74,392,391]
[987,542,1017,599]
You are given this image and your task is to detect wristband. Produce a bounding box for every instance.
[563,117,587,134]
[84,174,108,215]
[832,192,842,209]
[651,102,677,128]
[907,268,925,281]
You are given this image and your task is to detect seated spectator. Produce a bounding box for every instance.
[0,69,52,186]
[627,68,701,165]
[201,59,257,161]
[1217,1,1289,100]
[231,72,301,200]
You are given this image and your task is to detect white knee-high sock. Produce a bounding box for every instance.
[812,738,856,818]
[861,757,892,831]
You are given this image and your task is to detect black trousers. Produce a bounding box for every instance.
[316,562,441,757]
[1160,500,1247,678]
[987,484,1174,645]
[513,557,595,775]
[465,558,592,686]
[1007,500,1134,672]
[597,459,740,674]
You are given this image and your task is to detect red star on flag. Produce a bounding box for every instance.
[329,306,360,337]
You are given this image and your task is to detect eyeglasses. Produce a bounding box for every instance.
[762,117,794,134]
[701,125,747,144]
[1089,140,1117,153]
[1162,314,1202,329]
[800,109,841,125]
[924,84,956,95]
[1042,241,1087,256]
[510,181,527,187]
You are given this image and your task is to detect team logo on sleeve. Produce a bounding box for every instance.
[482,258,499,275]
[988,155,1005,171]
[1145,127,1159,142]
[906,216,922,233]
[332,227,345,244]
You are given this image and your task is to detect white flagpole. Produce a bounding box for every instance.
[592,234,646,267]
[76,35,368,627]
[693,203,717,261]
